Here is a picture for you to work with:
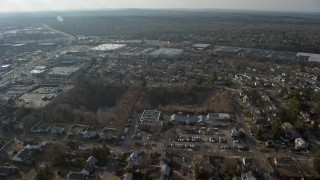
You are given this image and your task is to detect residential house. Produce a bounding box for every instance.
[273,157,295,167]
[243,95,249,103]
[231,127,240,138]
[0,139,17,161]
[82,130,96,139]
[282,122,301,141]
[241,171,257,180]
[300,111,311,123]
[99,127,114,140]
[81,164,95,176]
[0,166,19,177]
[242,157,253,168]
[0,116,11,125]
[295,138,308,150]
[13,121,24,130]
[51,126,64,134]
[129,152,140,166]
[24,141,46,151]
[67,128,78,136]
[162,151,173,164]
[160,164,171,179]
[122,173,133,180]
[31,124,50,133]
[86,156,98,165]
[12,148,33,162]
[67,172,87,180]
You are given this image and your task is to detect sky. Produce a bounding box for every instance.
[0,0,319,13]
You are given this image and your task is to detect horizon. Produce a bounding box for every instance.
[1,7,320,15]
[0,0,320,13]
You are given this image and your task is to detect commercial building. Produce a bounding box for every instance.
[92,44,127,51]
[47,66,81,78]
[149,48,183,60]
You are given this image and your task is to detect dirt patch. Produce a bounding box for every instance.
[207,89,233,113]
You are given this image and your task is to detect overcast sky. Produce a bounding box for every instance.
[0,0,319,13]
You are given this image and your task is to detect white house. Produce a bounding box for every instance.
[24,141,46,151]
[295,138,308,150]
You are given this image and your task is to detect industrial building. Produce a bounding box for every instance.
[92,44,127,51]
[192,44,212,51]
[47,66,81,78]
[149,48,183,60]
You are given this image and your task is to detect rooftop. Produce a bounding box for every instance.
[149,48,183,58]
[47,66,80,76]
[92,44,126,51]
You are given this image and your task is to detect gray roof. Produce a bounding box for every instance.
[149,48,183,58]
[67,172,86,180]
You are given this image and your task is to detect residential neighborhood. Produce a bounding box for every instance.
[0,7,320,180]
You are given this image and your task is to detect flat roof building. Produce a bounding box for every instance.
[192,44,212,51]
[47,66,80,77]
[92,44,127,51]
[149,48,183,60]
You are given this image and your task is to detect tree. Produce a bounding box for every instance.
[271,118,282,138]
[91,147,110,166]
[67,140,79,150]
[53,154,68,166]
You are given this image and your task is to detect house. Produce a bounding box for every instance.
[300,111,311,122]
[86,156,98,165]
[129,152,140,166]
[241,171,257,180]
[12,148,33,162]
[24,141,46,151]
[243,96,249,103]
[160,164,171,177]
[99,127,114,140]
[0,139,17,161]
[0,116,12,125]
[0,166,19,177]
[148,165,160,172]
[67,129,78,136]
[242,157,253,168]
[31,124,50,133]
[122,173,133,180]
[13,121,24,130]
[67,172,87,180]
[273,157,295,167]
[82,131,96,139]
[162,151,173,164]
[99,131,112,140]
[231,127,240,138]
[81,164,95,176]
[282,122,301,139]
[295,138,308,150]
[51,126,64,134]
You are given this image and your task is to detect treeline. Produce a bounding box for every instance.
[45,12,320,53]
[40,80,128,125]
[60,79,127,111]
[145,86,199,107]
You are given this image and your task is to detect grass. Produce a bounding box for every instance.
[110,175,120,180]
